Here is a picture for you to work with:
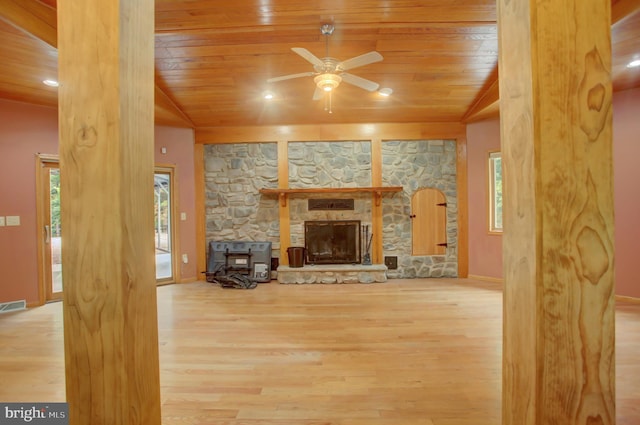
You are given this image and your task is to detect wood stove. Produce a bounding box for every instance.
[304,220,361,264]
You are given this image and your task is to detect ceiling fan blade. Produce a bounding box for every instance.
[337,51,383,71]
[341,73,380,92]
[291,47,324,67]
[267,72,315,83]
[312,86,324,100]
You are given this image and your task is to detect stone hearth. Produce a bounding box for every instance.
[277,264,388,284]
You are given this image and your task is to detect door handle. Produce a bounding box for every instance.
[45,225,50,244]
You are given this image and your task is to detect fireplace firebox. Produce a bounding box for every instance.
[304,220,361,264]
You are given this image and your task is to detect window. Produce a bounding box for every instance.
[489,151,503,233]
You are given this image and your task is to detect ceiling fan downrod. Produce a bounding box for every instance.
[321,24,335,113]
[321,24,334,58]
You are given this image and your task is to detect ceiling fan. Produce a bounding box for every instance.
[267,24,383,111]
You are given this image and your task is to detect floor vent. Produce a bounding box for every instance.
[0,300,26,314]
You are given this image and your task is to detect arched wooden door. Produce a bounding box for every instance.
[411,188,447,255]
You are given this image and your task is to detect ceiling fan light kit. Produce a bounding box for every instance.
[315,73,342,91]
[266,24,386,112]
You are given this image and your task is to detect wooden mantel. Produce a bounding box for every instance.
[259,186,403,206]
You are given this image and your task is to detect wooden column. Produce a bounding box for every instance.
[57,1,161,424]
[456,136,469,277]
[277,140,291,264]
[370,138,384,264]
[194,143,207,278]
[498,1,615,425]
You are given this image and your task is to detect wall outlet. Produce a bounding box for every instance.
[6,216,20,226]
[180,212,187,221]
[182,254,189,264]
[0,217,5,227]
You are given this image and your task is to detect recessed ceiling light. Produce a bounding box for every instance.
[627,59,640,68]
[263,91,274,100]
[378,88,393,97]
[43,79,59,87]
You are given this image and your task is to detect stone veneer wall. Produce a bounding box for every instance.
[204,143,279,251]
[203,140,458,277]
[288,141,372,188]
[288,141,373,248]
[382,140,458,278]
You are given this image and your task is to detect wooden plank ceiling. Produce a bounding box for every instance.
[0,0,639,129]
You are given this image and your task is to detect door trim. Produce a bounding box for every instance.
[35,157,180,301]
[35,154,60,305]
[155,164,179,285]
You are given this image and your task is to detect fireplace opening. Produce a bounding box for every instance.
[304,220,361,265]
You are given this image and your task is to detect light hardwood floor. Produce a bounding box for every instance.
[0,279,638,424]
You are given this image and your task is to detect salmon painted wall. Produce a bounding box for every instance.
[466,88,640,298]
[466,119,503,280]
[0,101,58,304]
[154,126,198,281]
[613,87,640,298]
[0,99,197,305]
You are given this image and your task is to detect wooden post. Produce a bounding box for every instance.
[370,138,383,264]
[277,140,291,264]
[456,136,469,277]
[194,143,207,278]
[498,1,615,424]
[57,0,161,424]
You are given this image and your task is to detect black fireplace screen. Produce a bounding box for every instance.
[304,220,361,264]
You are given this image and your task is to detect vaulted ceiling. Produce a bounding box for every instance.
[1,0,639,129]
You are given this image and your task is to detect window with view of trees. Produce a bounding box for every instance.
[489,151,503,233]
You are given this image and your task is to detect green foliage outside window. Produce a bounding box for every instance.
[489,152,502,232]
[50,169,61,237]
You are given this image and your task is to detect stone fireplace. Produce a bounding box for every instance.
[304,220,361,264]
[204,140,459,280]
[277,196,387,284]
